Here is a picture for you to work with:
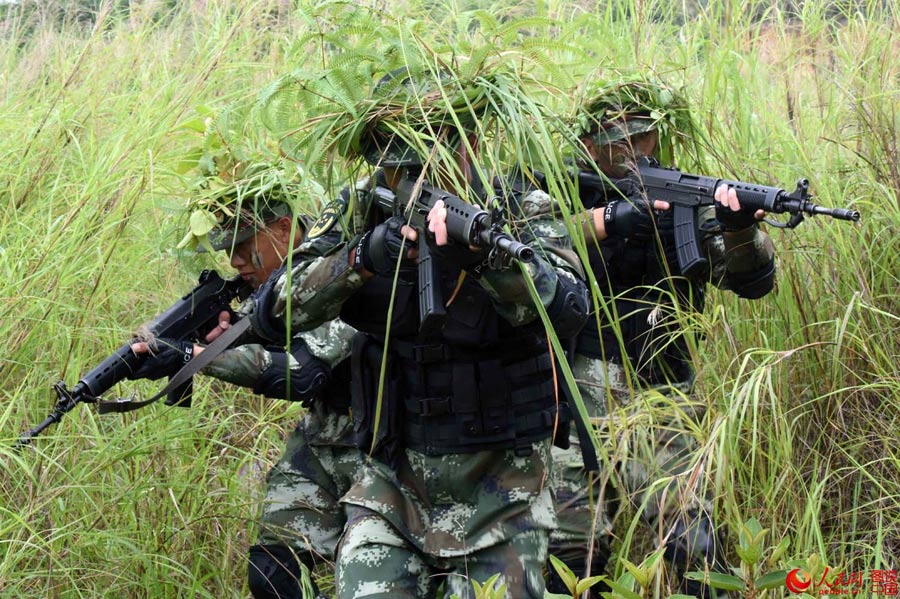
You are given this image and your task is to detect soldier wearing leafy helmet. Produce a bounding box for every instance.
[130,159,360,599]
[250,62,589,598]
[543,78,775,598]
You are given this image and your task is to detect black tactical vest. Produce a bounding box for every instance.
[575,176,705,387]
[340,182,559,459]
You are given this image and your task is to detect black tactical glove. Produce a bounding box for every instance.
[354,216,413,276]
[427,234,489,272]
[248,266,288,345]
[127,338,194,381]
[603,197,659,240]
[715,190,758,231]
[253,339,331,405]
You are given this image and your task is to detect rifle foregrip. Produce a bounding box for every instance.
[673,204,708,279]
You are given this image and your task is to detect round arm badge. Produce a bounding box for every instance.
[307,201,342,239]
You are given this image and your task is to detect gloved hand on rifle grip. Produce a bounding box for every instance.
[603,197,660,240]
[354,216,415,276]
[128,338,194,381]
[715,184,759,231]
[253,339,331,405]
[425,199,489,270]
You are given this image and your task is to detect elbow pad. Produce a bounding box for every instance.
[727,256,775,300]
[252,346,331,403]
[546,275,590,339]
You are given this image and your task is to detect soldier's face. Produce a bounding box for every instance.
[590,130,659,178]
[228,216,295,289]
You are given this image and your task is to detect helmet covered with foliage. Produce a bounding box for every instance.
[354,66,487,168]
[180,154,321,253]
[200,162,299,252]
[573,76,697,166]
[172,103,325,252]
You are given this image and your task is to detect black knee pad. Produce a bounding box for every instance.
[664,512,729,599]
[248,544,319,599]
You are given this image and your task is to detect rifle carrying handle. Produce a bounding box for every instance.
[673,204,709,280]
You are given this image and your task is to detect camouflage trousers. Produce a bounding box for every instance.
[256,402,362,564]
[336,441,557,599]
[549,353,711,572]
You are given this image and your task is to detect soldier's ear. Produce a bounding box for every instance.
[272,215,295,244]
[581,136,599,161]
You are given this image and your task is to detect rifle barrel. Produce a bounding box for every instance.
[816,206,860,221]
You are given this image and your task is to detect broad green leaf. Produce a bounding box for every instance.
[175,231,196,250]
[768,537,791,567]
[175,147,204,174]
[707,572,745,591]
[176,118,208,133]
[189,210,218,237]
[603,579,642,599]
[548,554,578,594]
[756,570,791,590]
[576,575,606,595]
[194,104,215,118]
[620,558,649,589]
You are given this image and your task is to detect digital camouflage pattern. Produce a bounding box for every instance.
[255,402,359,560]
[202,313,361,569]
[549,203,775,573]
[203,299,356,383]
[268,176,584,333]
[337,441,554,599]
[254,174,584,599]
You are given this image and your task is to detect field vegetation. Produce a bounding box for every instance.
[0,0,897,597]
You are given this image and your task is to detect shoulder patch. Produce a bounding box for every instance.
[307,201,342,239]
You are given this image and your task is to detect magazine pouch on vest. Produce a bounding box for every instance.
[350,334,406,468]
[396,339,559,456]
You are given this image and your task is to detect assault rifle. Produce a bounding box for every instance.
[17,270,251,447]
[579,158,860,278]
[372,177,534,335]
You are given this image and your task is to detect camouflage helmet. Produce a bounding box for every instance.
[190,161,312,253]
[356,67,478,168]
[574,76,696,165]
[576,77,685,141]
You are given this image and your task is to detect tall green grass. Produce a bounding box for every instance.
[0,1,896,597]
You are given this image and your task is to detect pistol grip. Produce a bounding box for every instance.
[165,378,193,408]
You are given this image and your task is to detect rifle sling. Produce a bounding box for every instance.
[97,317,251,414]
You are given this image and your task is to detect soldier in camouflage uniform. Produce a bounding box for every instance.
[544,79,776,598]
[129,162,360,599]
[249,68,590,598]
